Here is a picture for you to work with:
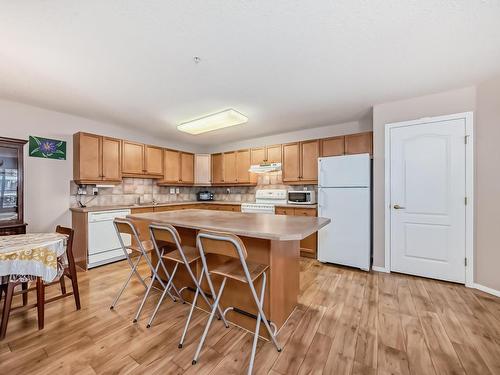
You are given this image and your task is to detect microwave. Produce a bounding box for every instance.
[197,191,214,201]
[287,190,316,205]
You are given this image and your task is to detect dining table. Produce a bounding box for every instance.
[0,232,68,284]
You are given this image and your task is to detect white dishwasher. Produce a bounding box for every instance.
[88,209,131,268]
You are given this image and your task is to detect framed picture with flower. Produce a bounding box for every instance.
[28,136,66,160]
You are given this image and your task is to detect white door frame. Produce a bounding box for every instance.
[384,112,474,287]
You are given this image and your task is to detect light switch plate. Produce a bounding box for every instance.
[170,187,175,194]
[175,188,180,194]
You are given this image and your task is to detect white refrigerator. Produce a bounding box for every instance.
[318,154,371,271]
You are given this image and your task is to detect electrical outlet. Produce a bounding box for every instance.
[170,187,175,194]
[92,187,98,196]
[77,186,87,195]
[175,188,180,194]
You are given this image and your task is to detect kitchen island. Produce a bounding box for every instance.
[127,209,330,333]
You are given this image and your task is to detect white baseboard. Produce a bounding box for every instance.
[372,266,390,273]
[473,283,500,298]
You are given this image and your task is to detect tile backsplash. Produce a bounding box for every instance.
[70,172,315,208]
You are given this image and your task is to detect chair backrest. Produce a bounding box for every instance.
[197,230,248,261]
[113,217,142,251]
[149,223,182,249]
[56,225,75,263]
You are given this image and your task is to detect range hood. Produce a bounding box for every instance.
[248,162,281,173]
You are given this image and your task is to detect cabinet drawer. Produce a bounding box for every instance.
[276,207,294,215]
[294,208,317,217]
[154,206,175,212]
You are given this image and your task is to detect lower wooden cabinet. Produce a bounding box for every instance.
[275,206,317,258]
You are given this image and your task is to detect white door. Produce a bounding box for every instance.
[390,118,466,283]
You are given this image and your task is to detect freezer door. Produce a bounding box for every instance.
[318,154,370,188]
[318,187,370,270]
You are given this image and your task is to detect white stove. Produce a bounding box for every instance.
[241,189,287,214]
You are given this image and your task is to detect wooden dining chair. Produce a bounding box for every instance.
[35,225,81,330]
[0,225,81,339]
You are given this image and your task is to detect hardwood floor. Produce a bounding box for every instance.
[1,258,499,374]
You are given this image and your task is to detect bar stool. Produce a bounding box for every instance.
[111,218,181,323]
[192,230,282,374]
[148,223,229,344]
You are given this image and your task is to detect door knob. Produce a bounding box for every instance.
[393,204,406,209]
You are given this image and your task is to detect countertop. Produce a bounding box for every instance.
[70,200,318,213]
[128,209,330,241]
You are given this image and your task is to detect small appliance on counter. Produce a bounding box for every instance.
[287,190,316,205]
[197,191,214,201]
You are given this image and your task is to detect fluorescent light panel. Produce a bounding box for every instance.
[177,109,248,135]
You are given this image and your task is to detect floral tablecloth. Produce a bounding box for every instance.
[0,233,67,284]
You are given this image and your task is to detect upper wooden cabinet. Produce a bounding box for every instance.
[122,141,163,177]
[282,140,319,183]
[223,152,237,183]
[159,149,194,184]
[195,154,211,185]
[250,145,282,165]
[211,153,224,184]
[210,150,252,185]
[101,137,122,181]
[282,142,301,182]
[251,147,266,165]
[236,149,251,183]
[73,132,121,184]
[145,145,164,176]
[320,136,345,157]
[301,140,319,182]
[345,131,373,155]
[180,152,194,183]
[266,144,282,163]
[122,141,144,175]
[163,149,181,183]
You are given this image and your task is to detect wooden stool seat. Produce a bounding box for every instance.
[128,240,154,254]
[210,259,268,283]
[162,245,199,264]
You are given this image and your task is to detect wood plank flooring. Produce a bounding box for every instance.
[1,258,499,374]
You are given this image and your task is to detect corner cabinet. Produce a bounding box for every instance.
[73,132,121,184]
[158,150,194,185]
[0,137,27,235]
[210,150,252,185]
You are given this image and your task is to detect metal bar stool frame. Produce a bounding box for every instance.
[192,230,282,374]
[148,223,229,342]
[110,218,181,323]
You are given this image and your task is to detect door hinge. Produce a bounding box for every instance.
[464,197,468,205]
[464,257,468,267]
[465,135,470,144]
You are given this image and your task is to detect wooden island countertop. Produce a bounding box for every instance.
[127,208,331,334]
[128,208,330,241]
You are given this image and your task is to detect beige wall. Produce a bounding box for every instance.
[206,117,373,153]
[371,87,476,269]
[0,99,197,233]
[475,76,500,291]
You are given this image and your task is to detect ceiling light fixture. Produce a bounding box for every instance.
[177,109,248,135]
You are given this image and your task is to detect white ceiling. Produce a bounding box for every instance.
[1,1,500,145]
